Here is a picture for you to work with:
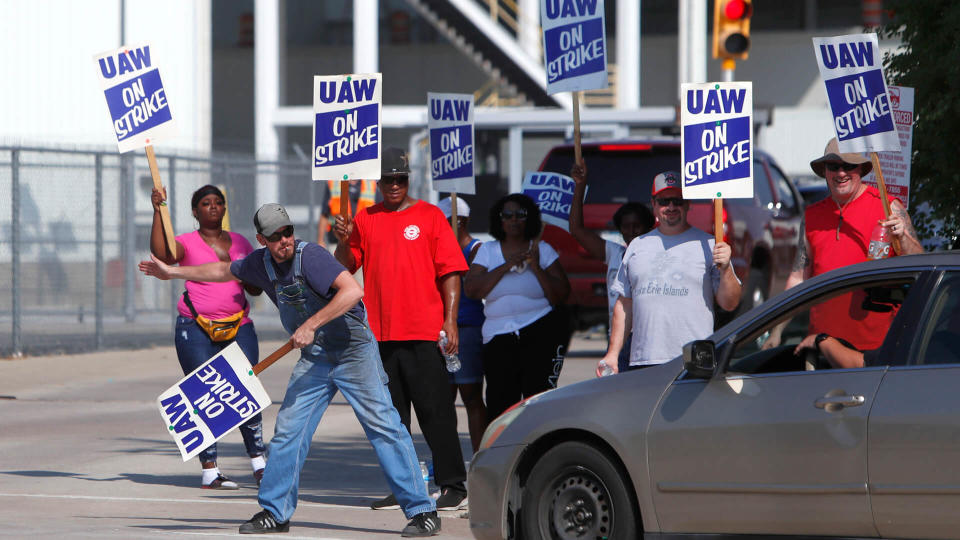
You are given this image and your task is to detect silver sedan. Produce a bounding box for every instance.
[469,252,960,539]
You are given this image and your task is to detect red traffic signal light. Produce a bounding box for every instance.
[713,0,752,60]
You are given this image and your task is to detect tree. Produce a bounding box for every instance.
[879,2,960,248]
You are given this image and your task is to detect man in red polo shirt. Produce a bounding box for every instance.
[769,138,922,351]
[334,147,470,512]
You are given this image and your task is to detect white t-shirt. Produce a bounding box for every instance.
[473,240,559,344]
[604,240,627,326]
[610,228,735,366]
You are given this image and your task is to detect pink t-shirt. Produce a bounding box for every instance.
[175,231,255,324]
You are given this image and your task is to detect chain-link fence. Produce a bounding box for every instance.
[0,144,439,356]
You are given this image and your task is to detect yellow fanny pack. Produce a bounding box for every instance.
[183,291,245,342]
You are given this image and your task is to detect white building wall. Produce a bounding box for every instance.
[0,0,211,153]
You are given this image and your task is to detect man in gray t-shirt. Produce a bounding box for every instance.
[597,171,742,374]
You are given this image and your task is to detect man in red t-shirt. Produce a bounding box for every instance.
[334,147,470,511]
[768,138,922,351]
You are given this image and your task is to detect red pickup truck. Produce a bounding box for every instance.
[538,139,803,330]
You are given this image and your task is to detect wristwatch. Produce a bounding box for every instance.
[814,333,830,352]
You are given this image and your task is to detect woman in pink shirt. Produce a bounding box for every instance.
[150,185,265,490]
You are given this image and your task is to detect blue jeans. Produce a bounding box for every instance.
[174,317,265,463]
[258,338,434,522]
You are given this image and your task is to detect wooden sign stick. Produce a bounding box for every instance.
[145,145,177,254]
[869,152,902,255]
[573,91,583,166]
[450,192,459,237]
[252,340,295,376]
[339,180,351,219]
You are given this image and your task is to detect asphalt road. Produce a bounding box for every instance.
[0,334,604,539]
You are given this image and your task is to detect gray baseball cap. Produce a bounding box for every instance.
[253,203,292,236]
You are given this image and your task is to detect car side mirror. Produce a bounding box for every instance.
[683,340,717,378]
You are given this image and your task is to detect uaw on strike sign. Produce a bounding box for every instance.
[313,73,382,180]
[680,82,753,199]
[157,343,270,461]
[428,93,475,194]
[94,43,175,153]
[813,33,899,153]
[541,0,608,94]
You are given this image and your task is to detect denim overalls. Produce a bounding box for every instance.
[255,242,433,522]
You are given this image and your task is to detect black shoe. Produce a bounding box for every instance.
[435,486,468,510]
[239,509,289,534]
[370,492,400,510]
[401,511,441,537]
[201,473,239,490]
[254,468,264,487]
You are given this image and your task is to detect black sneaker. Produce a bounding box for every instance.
[401,511,441,537]
[370,492,400,510]
[435,486,468,510]
[239,509,289,534]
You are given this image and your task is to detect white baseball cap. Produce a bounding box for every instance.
[438,197,470,219]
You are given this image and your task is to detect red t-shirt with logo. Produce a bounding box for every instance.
[348,200,468,341]
[805,185,897,350]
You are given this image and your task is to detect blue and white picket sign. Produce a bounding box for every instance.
[522,171,582,231]
[93,43,176,153]
[680,82,754,200]
[157,342,270,461]
[540,0,608,94]
[813,33,900,153]
[312,73,382,181]
[428,92,475,195]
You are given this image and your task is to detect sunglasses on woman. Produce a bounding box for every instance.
[500,209,528,220]
[264,226,294,243]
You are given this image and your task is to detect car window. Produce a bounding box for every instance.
[913,273,960,366]
[753,159,775,210]
[540,146,681,205]
[770,165,799,215]
[726,278,915,375]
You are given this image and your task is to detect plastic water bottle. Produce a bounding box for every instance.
[420,461,431,490]
[600,362,615,377]
[867,223,892,260]
[438,330,461,372]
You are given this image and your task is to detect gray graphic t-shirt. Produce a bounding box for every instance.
[610,227,723,366]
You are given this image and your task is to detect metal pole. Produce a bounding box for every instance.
[508,127,523,195]
[11,149,21,357]
[722,58,735,82]
[95,153,104,349]
[308,173,317,243]
[123,154,136,322]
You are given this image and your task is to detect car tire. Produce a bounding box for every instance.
[521,441,638,540]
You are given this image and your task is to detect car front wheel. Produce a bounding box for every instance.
[521,441,638,539]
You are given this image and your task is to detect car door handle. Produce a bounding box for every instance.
[814,394,865,410]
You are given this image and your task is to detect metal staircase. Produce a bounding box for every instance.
[404,0,573,109]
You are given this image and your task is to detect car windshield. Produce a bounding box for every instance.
[541,146,681,205]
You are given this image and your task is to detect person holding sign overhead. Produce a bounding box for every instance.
[149,185,265,490]
[763,138,922,352]
[463,194,571,421]
[569,161,655,373]
[596,172,741,375]
[140,203,440,537]
[334,147,470,512]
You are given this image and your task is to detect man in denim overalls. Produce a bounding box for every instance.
[139,203,441,537]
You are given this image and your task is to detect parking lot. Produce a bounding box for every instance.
[0,335,601,538]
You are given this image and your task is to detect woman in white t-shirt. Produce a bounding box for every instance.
[464,194,571,421]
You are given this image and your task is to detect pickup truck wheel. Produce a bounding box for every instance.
[521,442,638,540]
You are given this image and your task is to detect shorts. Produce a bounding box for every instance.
[449,325,483,385]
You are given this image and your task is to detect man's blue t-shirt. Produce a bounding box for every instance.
[230,240,365,320]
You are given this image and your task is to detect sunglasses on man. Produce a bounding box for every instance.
[379,175,409,186]
[654,197,684,207]
[824,162,860,172]
[264,226,294,243]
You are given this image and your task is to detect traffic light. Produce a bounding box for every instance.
[713,0,752,60]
